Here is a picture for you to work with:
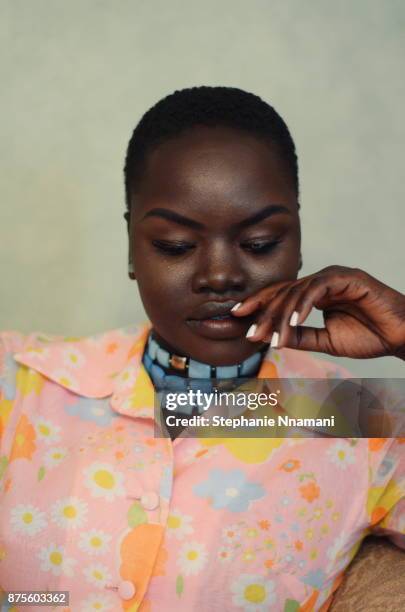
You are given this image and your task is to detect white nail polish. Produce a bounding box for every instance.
[270,331,279,348]
[290,311,299,327]
[231,302,242,312]
[246,324,257,338]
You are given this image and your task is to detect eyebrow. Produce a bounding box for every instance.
[141,204,292,230]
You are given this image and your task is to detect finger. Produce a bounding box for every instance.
[284,325,334,353]
[231,281,292,317]
[289,279,331,328]
[276,283,311,348]
[257,280,313,347]
[245,283,298,341]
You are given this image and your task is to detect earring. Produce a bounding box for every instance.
[128,261,134,274]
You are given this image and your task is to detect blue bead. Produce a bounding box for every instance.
[148,337,158,360]
[216,365,238,378]
[188,360,211,378]
[151,363,165,385]
[156,346,170,367]
[189,379,213,393]
[143,353,153,369]
[240,352,262,376]
[163,375,188,391]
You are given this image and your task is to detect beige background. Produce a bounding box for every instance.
[1,0,404,377]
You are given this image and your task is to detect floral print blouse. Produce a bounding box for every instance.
[0,323,404,612]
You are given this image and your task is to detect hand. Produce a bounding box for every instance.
[232,266,405,359]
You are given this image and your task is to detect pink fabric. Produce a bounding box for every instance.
[0,323,403,611]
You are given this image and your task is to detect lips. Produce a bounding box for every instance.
[188,300,239,321]
[186,300,251,340]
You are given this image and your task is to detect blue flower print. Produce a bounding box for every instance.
[378,456,396,479]
[301,568,327,589]
[64,397,117,426]
[1,353,19,400]
[160,465,172,500]
[193,468,265,512]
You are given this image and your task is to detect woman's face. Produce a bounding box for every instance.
[129,125,301,366]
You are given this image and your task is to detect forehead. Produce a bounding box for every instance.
[132,125,297,220]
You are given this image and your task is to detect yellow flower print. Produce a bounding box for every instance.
[313,507,323,519]
[245,528,258,538]
[241,548,255,562]
[16,365,44,396]
[127,366,154,411]
[84,462,126,501]
[0,398,13,439]
[9,414,36,461]
[200,437,284,464]
[305,528,314,540]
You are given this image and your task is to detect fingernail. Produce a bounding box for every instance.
[270,331,279,348]
[289,311,299,327]
[231,302,242,312]
[246,324,257,338]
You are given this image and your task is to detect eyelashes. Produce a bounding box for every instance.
[240,239,282,254]
[152,239,282,257]
[152,240,195,256]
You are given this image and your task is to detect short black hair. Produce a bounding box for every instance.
[124,86,299,214]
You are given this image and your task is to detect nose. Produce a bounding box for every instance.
[192,240,246,294]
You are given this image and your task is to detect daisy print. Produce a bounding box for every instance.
[222,523,243,545]
[51,369,79,389]
[84,462,125,501]
[177,541,208,576]
[113,366,137,392]
[218,546,234,562]
[10,504,47,536]
[231,574,277,611]
[25,346,50,361]
[79,529,112,555]
[51,497,88,529]
[80,592,114,612]
[83,563,112,588]
[166,509,193,539]
[34,417,61,445]
[37,544,77,576]
[62,347,86,369]
[326,440,356,469]
[43,446,68,468]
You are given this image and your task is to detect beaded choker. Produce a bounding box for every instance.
[142,332,266,415]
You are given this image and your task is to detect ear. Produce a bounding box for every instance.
[128,259,136,280]
[124,211,136,280]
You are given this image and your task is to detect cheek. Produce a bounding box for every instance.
[133,250,190,316]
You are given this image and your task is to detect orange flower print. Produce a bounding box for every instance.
[368,438,387,452]
[299,482,320,503]
[278,459,301,472]
[106,342,118,354]
[9,414,36,462]
[294,539,303,551]
[258,519,270,530]
[264,558,274,568]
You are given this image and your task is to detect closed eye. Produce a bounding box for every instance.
[241,239,282,254]
[152,240,195,256]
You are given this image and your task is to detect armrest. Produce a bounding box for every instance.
[330,535,405,611]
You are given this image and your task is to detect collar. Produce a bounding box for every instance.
[12,322,279,422]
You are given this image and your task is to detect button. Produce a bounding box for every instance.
[140,491,159,510]
[118,580,136,600]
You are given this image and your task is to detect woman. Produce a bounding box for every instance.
[0,86,404,611]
